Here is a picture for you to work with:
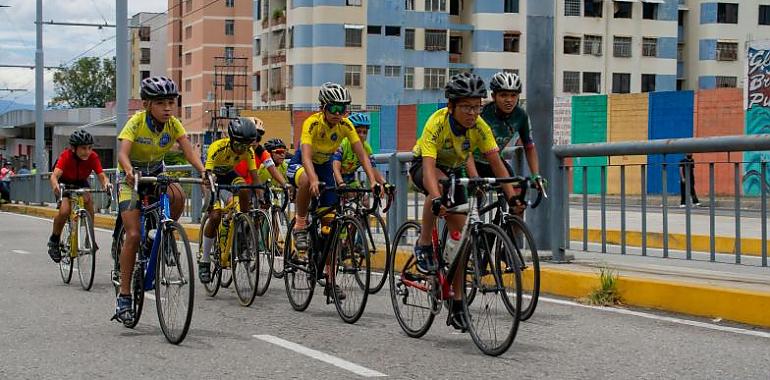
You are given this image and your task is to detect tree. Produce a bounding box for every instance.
[50,57,116,108]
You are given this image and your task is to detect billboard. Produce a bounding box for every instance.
[744,40,770,196]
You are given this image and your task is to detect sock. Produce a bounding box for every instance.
[295,215,308,230]
[201,236,213,263]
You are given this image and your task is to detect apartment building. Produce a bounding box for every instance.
[168,0,253,140]
[130,12,168,99]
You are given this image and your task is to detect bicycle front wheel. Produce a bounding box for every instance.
[284,218,315,311]
[76,211,97,291]
[59,221,74,284]
[232,214,259,306]
[155,222,194,345]
[502,215,539,321]
[364,213,390,294]
[270,207,288,279]
[331,216,370,324]
[252,209,274,296]
[199,213,222,296]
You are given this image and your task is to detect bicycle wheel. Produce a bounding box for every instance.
[363,213,390,294]
[58,221,74,284]
[231,214,259,307]
[331,216,370,324]
[199,214,222,297]
[76,211,97,291]
[462,223,521,356]
[252,209,274,296]
[155,221,194,344]
[284,218,315,311]
[270,207,288,279]
[502,215,539,321]
[388,221,435,338]
[111,224,144,328]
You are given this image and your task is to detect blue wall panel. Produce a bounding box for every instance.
[401,90,446,105]
[472,30,504,52]
[699,39,716,60]
[698,76,717,89]
[700,3,717,24]
[367,75,403,105]
[293,63,344,87]
[379,105,398,152]
[367,0,403,25]
[656,75,677,91]
[403,50,449,68]
[403,11,449,29]
[293,24,345,48]
[292,0,346,8]
[647,91,694,194]
[367,35,404,65]
[474,1,503,13]
[657,37,678,59]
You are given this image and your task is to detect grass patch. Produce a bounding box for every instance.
[582,266,622,306]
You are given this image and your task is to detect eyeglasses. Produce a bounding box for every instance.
[271,148,286,155]
[231,140,250,150]
[456,105,484,114]
[325,103,348,115]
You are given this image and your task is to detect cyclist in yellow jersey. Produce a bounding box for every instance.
[258,138,289,184]
[410,72,515,331]
[113,76,206,324]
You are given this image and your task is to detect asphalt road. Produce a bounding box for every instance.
[1,212,768,379]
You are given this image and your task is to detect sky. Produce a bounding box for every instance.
[0,0,167,108]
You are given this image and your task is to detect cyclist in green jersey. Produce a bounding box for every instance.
[331,113,386,188]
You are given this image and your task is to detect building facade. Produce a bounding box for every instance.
[130,12,168,99]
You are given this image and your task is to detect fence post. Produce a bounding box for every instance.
[388,153,407,240]
[550,156,566,262]
[191,169,202,224]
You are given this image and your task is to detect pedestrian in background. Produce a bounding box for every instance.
[0,162,14,202]
[679,153,700,207]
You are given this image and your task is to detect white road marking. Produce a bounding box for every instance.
[11,249,30,254]
[253,334,387,378]
[539,296,770,339]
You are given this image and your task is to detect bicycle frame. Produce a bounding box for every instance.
[138,190,172,291]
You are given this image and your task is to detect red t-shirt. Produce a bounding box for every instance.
[55,149,103,183]
[234,145,272,184]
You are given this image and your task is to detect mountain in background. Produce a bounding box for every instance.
[0,100,34,114]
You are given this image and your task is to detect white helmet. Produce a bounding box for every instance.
[489,72,522,93]
[318,82,352,105]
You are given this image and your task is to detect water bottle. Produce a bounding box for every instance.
[142,229,156,255]
[444,230,462,265]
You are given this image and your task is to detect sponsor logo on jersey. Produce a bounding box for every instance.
[159,133,171,147]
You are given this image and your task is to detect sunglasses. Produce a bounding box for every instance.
[325,103,348,115]
[271,148,286,155]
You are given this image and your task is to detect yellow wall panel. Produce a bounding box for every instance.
[240,110,293,148]
[607,94,648,195]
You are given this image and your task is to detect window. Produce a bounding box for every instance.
[185,52,192,65]
[405,0,415,10]
[254,38,261,55]
[287,65,293,88]
[404,67,414,88]
[184,78,191,91]
[345,26,363,47]
[225,19,234,35]
[345,65,362,87]
[642,37,657,57]
[224,47,234,63]
[761,5,770,25]
[368,25,382,35]
[716,76,737,88]
[184,106,192,119]
[141,70,151,80]
[584,0,603,17]
[424,68,446,89]
[563,71,580,93]
[641,74,656,92]
[347,0,362,5]
[717,3,738,24]
[613,36,632,57]
[255,0,261,19]
[405,29,415,49]
[425,0,447,12]
[139,26,151,41]
[185,25,192,39]
[450,0,460,15]
[583,35,602,56]
[448,68,464,78]
[185,0,192,13]
[226,0,234,7]
[564,36,581,54]
[614,2,632,18]
[716,41,738,61]
[565,0,580,16]
[643,3,658,20]
[289,26,294,48]
[612,73,630,93]
[504,0,519,13]
[367,65,382,75]
[225,74,234,90]
[385,66,401,77]
[449,36,463,54]
[583,72,601,93]
[503,32,520,52]
[385,26,401,36]
[425,29,447,51]
[140,48,151,64]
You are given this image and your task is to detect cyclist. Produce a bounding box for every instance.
[198,117,261,283]
[258,138,289,185]
[410,72,515,331]
[113,76,207,324]
[287,82,385,298]
[331,112,387,189]
[47,129,111,263]
[233,118,290,190]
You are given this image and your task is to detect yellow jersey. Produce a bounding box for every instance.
[299,112,360,164]
[412,107,499,170]
[205,138,257,176]
[257,161,288,184]
[117,111,187,174]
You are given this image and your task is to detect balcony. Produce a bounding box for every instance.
[262,10,286,29]
[261,88,286,102]
[449,53,462,63]
[261,50,286,65]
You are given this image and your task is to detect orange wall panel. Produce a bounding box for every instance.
[397,105,417,152]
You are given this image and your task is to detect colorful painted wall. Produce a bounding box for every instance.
[571,95,607,195]
[606,93,648,195]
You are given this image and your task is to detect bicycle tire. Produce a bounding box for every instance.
[231,214,259,306]
[199,213,222,297]
[462,223,521,356]
[331,215,370,324]
[155,221,194,344]
[364,213,389,294]
[388,221,435,338]
[59,221,74,284]
[252,209,274,296]
[502,215,539,321]
[111,224,144,329]
[284,218,315,311]
[270,207,288,279]
[76,210,97,291]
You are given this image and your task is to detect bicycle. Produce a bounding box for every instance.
[56,185,111,291]
[198,181,265,306]
[388,176,523,356]
[266,183,290,280]
[110,172,201,344]
[283,184,379,324]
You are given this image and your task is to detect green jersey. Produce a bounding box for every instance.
[473,102,533,165]
[331,138,375,178]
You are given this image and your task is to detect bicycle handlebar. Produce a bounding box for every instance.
[58,184,113,209]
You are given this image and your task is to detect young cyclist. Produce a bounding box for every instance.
[198,117,261,283]
[410,72,515,331]
[233,118,290,189]
[258,138,289,185]
[113,76,206,324]
[47,129,111,263]
[331,112,386,188]
[287,82,385,298]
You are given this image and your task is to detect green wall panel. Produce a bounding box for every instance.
[571,95,608,194]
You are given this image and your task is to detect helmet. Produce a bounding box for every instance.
[489,72,522,93]
[318,82,352,105]
[140,76,179,100]
[227,117,258,144]
[347,113,371,129]
[264,138,287,152]
[444,72,487,100]
[69,129,94,146]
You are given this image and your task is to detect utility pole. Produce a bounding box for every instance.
[34,0,44,204]
[116,1,128,161]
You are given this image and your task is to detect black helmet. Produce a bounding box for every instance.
[69,129,94,146]
[140,76,179,100]
[444,72,487,100]
[227,117,258,143]
[264,138,286,151]
[489,71,522,93]
[318,82,352,105]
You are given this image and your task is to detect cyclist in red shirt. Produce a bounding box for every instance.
[47,129,111,263]
[233,117,290,188]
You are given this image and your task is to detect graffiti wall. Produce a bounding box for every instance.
[744,40,770,196]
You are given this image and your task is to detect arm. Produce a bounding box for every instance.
[351,141,384,186]
[422,157,442,200]
[97,172,111,191]
[332,160,345,186]
[525,146,540,176]
[118,139,135,185]
[486,153,515,201]
[50,168,63,196]
[466,155,479,178]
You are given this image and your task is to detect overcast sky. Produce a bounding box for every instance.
[0,0,167,107]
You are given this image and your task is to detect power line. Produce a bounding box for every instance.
[89,0,109,25]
